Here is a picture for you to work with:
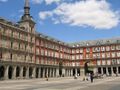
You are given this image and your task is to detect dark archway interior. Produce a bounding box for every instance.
[113,67,116,74]
[108,67,112,75]
[59,62,62,77]
[29,67,33,78]
[0,66,4,79]
[98,67,101,74]
[41,68,43,78]
[73,68,75,76]
[8,66,13,79]
[36,68,39,78]
[16,66,20,77]
[23,67,26,77]
[103,67,106,74]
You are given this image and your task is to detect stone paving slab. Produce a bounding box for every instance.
[0,76,120,90]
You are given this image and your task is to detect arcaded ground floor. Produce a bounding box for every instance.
[1,61,120,80]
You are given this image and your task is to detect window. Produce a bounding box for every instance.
[97,60,101,65]
[80,55,83,59]
[106,53,110,58]
[86,48,90,52]
[111,46,116,50]
[11,42,13,48]
[0,52,2,59]
[80,49,83,53]
[112,59,117,65]
[10,53,12,60]
[111,52,116,57]
[102,53,105,58]
[117,52,120,57]
[101,47,105,51]
[116,45,120,50]
[106,46,110,51]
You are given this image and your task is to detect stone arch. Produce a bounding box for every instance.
[29,67,33,78]
[16,66,20,78]
[23,67,27,77]
[0,66,5,80]
[36,67,39,78]
[8,66,13,79]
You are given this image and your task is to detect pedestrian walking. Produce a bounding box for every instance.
[90,73,94,83]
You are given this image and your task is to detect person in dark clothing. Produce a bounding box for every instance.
[90,73,94,83]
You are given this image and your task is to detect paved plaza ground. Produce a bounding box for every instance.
[0,76,120,90]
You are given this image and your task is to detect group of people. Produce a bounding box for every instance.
[83,72,94,83]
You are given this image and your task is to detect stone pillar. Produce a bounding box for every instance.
[12,66,16,79]
[26,67,29,79]
[71,69,73,76]
[46,68,48,77]
[38,67,41,78]
[52,68,55,77]
[32,67,36,78]
[106,67,109,76]
[51,68,53,77]
[80,68,85,77]
[75,68,77,76]
[111,67,114,76]
[101,67,103,75]
[56,68,59,77]
[49,68,52,77]
[62,68,65,77]
[4,65,9,80]
[116,67,118,75]
[20,66,23,79]
[68,69,70,76]
[69,69,70,76]
[42,68,45,78]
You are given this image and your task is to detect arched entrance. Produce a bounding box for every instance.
[103,67,106,74]
[73,68,75,76]
[77,68,80,76]
[0,66,5,80]
[36,67,39,78]
[41,67,43,78]
[29,67,33,78]
[8,66,13,79]
[16,66,20,78]
[59,61,62,77]
[98,67,101,74]
[23,67,26,77]
[108,67,111,76]
[113,67,116,74]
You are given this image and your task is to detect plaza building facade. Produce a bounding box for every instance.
[0,0,120,80]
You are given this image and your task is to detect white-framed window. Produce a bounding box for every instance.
[80,49,83,53]
[106,53,110,58]
[106,46,110,51]
[86,48,90,52]
[111,52,116,58]
[102,53,105,58]
[112,59,117,65]
[80,54,83,59]
[97,60,101,65]
[116,45,120,50]
[101,46,105,51]
[107,60,111,65]
[102,60,106,65]
[111,45,116,50]
[76,55,79,59]
[117,52,120,57]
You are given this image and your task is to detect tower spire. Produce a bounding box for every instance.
[24,0,30,16]
[19,0,35,22]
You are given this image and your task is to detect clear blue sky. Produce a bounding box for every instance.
[0,0,120,42]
